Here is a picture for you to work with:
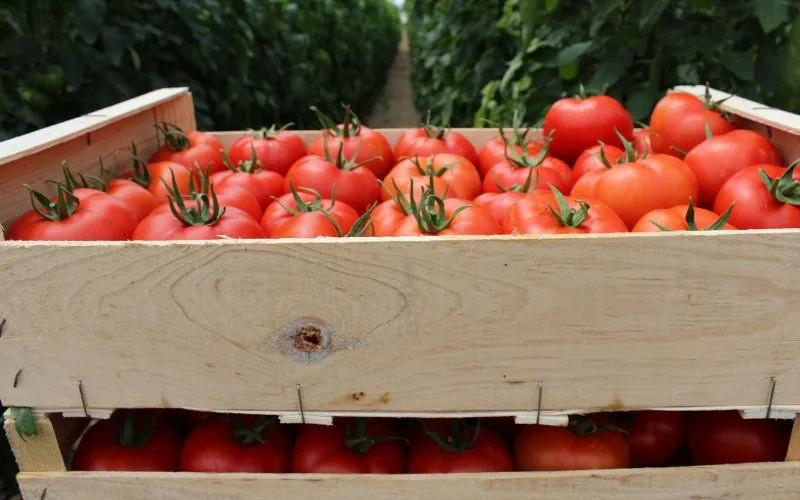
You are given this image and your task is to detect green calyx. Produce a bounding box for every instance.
[223,144,263,174]
[344,418,407,454]
[321,134,381,172]
[504,131,552,170]
[493,167,541,194]
[568,414,627,437]
[498,107,531,147]
[156,122,191,151]
[420,418,481,453]
[614,129,642,163]
[650,197,733,231]
[162,168,226,226]
[405,173,469,234]
[310,104,362,138]
[409,154,458,178]
[760,162,800,206]
[252,123,294,140]
[26,177,80,222]
[701,83,733,115]
[276,184,374,237]
[421,109,448,139]
[117,411,157,448]
[232,415,277,446]
[547,185,590,229]
[129,142,152,188]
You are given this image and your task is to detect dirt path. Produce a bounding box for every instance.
[367,31,420,128]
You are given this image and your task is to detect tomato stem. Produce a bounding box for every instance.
[162,168,226,226]
[405,174,470,234]
[129,142,151,188]
[760,163,800,206]
[25,178,80,222]
[421,110,448,139]
[117,411,157,448]
[344,418,408,454]
[546,185,590,228]
[223,144,263,174]
[310,105,361,139]
[419,418,481,453]
[651,197,734,231]
[156,122,191,152]
[253,123,294,140]
[231,415,276,446]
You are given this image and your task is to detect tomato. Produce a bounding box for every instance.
[150,124,225,174]
[633,199,736,232]
[370,199,410,236]
[394,121,480,168]
[684,130,781,206]
[572,144,626,181]
[8,184,138,241]
[180,416,291,473]
[633,128,654,155]
[261,190,362,238]
[286,147,380,215]
[687,410,791,465]
[503,187,627,235]
[72,410,183,471]
[407,419,513,473]
[543,92,634,164]
[482,145,573,194]
[514,416,630,471]
[208,149,286,211]
[473,168,545,224]
[477,123,544,179]
[293,419,406,473]
[571,141,699,229]
[391,186,500,236]
[597,411,686,467]
[714,163,800,229]
[146,161,195,203]
[649,90,736,157]
[308,106,393,179]
[383,153,481,203]
[188,166,262,221]
[228,126,307,176]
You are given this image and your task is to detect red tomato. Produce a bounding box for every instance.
[482,146,573,194]
[684,130,781,205]
[392,195,500,237]
[597,411,686,467]
[308,106,393,179]
[8,185,138,241]
[210,153,285,211]
[477,126,544,179]
[228,126,307,176]
[633,200,736,232]
[72,410,183,471]
[473,191,528,225]
[571,149,699,229]
[543,93,634,164]
[261,191,361,238]
[293,419,406,473]
[714,164,800,229]
[514,416,630,471]
[649,91,736,157]
[383,153,481,202]
[180,416,292,473]
[687,411,791,465]
[503,188,627,235]
[394,122,480,168]
[633,128,654,155]
[407,419,513,473]
[146,161,194,203]
[150,124,225,174]
[104,179,159,222]
[572,144,627,181]
[370,199,410,237]
[182,166,263,222]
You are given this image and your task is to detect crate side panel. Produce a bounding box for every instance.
[3,413,66,472]
[17,464,800,500]
[1,232,799,413]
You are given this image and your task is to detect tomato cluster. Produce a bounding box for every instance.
[7,88,797,242]
[70,409,791,473]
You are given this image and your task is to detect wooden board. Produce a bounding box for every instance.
[17,462,800,500]
[3,412,66,472]
[1,229,800,416]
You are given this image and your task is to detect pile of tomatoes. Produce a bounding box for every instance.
[7,88,800,242]
[70,409,791,473]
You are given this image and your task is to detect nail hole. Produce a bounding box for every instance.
[274,317,334,365]
[294,325,323,352]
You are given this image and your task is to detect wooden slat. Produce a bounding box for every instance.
[17,463,800,500]
[786,415,800,461]
[3,412,66,472]
[1,229,800,415]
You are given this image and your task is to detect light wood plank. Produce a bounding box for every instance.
[1,230,800,414]
[786,414,800,461]
[3,412,66,472]
[17,463,800,500]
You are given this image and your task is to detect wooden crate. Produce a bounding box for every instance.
[2,86,800,498]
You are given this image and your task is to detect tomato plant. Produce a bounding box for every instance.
[383,153,482,203]
[72,410,183,471]
[308,106,394,179]
[228,125,307,176]
[261,188,368,238]
[542,91,634,164]
[714,163,800,229]
[482,139,572,194]
[210,149,286,211]
[684,129,781,206]
[597,411,686,467]
[407,419,514,473]
[394,116,480,168]
[477,114,544,178]
[180,416,291,473]
[687,410,791,465]
[150,123,225,174]
[293,419,406,473]
[632,199,736,232]
[503,186,627,235]
[514,415,630,471]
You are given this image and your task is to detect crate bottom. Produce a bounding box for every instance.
[17,462,800,499]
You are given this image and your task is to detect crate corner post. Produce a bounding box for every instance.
[3,410,67,473]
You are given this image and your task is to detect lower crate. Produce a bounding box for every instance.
[15,463,800,500]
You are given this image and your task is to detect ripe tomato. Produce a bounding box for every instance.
[473,168,546,224]
[261,190,361,238]
[482,145,572,194]
[543,92,634,164]
[392,188,500,237]
[714,164,800,229]
[146,161,194,203]
[394,121,480,168]
[8,184,138,241]
[687,411,791,465]
[514,416,630,471]
[208,149,286,211]
[150,124,225,174]
[633,128,654,155]
[383,153,481,202]
[633,199,736,232]
[370,198,410,236]
[684,130,781,205]
[572,144,627,181]
[180,416,291,473]
[503,187,627,235]
[649,90,736,157]
[407,419,513,473]
[293,419,406,473]
[477,122,544,178]
[597,411,686,467]
[189,166,262,221]
[228,126,307,176]
[308,106,393,179]
[72,410,183,471]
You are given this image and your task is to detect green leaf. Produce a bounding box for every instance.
[721,50,755,81]
[556,41,593,66]
[74,0,107,44]
[10,407,37,439]
[626,88,657,121]
[545,0,561,13]
[559,60,578,80]
[587,48,633,92]
[752,0,790,34]
[639,0,670,32]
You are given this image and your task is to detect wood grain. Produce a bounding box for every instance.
[3,412,66,472]
[17,463,800,500]
[1,230,800,415]
[786,415,800,461]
